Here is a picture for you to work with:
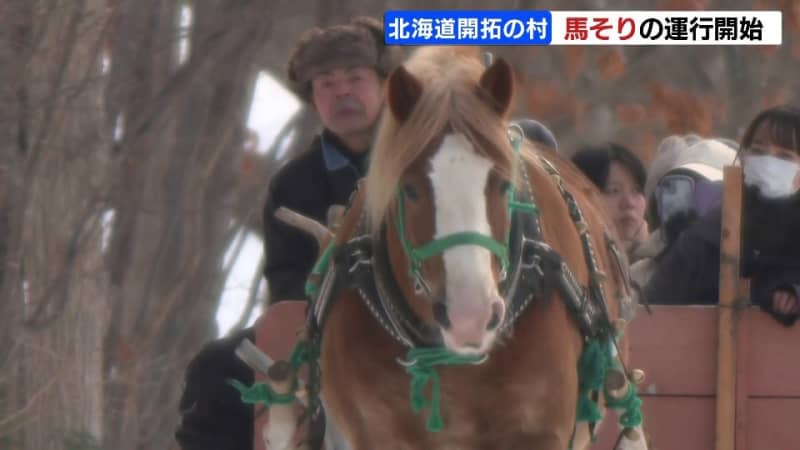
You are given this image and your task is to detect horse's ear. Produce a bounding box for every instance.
[478,58,514,117]
[386,65,422,123]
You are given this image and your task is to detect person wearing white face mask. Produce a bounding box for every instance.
[642,105,800,327]
[737,105,800,324]
[742,151,800,198]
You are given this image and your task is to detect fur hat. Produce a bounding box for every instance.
[287,16,402,102]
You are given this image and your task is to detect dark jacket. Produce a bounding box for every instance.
[262,129,367,302]
[176,130,367,450]
[641,208,722,305]
[741,188,800,326]
[175,327,256,450]
[643,187,800,325]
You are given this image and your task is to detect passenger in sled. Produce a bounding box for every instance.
[570,142,650,259]
[630,135,737,288]
[642,105,800,327]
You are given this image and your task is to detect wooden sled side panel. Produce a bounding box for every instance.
[594,305,800,450]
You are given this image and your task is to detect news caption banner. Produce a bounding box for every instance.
[384,10,783,46]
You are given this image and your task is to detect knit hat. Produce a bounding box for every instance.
[644,134,737,227]
[287,16,402,102]
[644,134,701,202]
[669,138,738,183]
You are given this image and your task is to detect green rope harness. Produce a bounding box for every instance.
[228,339,313,407]
[395,191,512,292]
[392,132,544,433]
[575,340,610,425]
[400,347,486,432]
[392,129,542,294]
[508,198,539,215]
[228,378,297,405]
[606,379,644,429]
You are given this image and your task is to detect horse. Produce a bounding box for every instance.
[290,46,649,450]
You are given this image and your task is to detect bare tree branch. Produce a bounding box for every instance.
[26,0,87,165]
[22,197,107,328]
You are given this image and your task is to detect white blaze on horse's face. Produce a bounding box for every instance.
[428,132,506,355]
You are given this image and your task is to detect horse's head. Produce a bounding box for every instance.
[365,48,519,355]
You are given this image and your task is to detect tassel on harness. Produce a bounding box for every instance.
[570,336,644,450]
[398,347,487,432]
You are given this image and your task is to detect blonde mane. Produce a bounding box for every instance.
[364,46,523,232]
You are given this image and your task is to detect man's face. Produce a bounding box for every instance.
[310,66,383,144]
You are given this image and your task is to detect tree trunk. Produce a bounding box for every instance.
[0,1,111,448]
[101,1,271,448]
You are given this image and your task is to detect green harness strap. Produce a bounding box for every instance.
[228,378,296,406]
[395,190,513,291]
[305,241,335,298]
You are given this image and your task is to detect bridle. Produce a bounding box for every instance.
[392,124,539,301]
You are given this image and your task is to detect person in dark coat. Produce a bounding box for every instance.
[175,327,256,450]
[175,16,401,450]
[629,137,736,288]
[642,105,800,326]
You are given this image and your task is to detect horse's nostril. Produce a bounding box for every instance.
[433,301,451,329]
[486,312,500,330]
[486,302,504,330]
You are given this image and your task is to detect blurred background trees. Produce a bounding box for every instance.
[0,0,797,449]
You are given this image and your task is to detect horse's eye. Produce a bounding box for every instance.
[404,184,419,200]
[499,180,511,194]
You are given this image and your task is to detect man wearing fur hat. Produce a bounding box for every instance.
[175,17,400,450]
[265,16,399,302]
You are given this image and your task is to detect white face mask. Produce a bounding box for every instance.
[743,155,800,199]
